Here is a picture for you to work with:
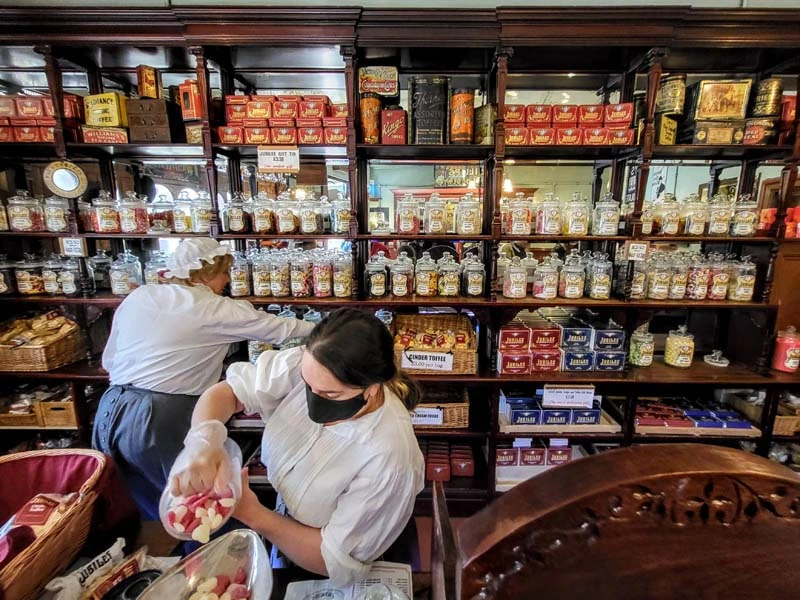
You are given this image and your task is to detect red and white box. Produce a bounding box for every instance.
[324,127,347,145]
[498,322,532,351]
[529,127,555,145]
[609,129,635,145]
[13,126,41,142]
[217,126,244,144]
[552,104,578,126]
[578,105,604,125]
[226,104,247,123]
[299,101,326,119]
[531,349,562,372]
[277,95,301,102]
[298,127,323,145]
[0,127,13,142]
[526,104,552,125]
[15,97,44,117]
[505,127,529,145]
[242,118,268,128]
[556,127,584,145]
[546,445,572,466]
[584,127,610,145]
[0,97,17,118]
[496,447,519,467]
[271,127,297,145]
[604,102,634,128]
[273,101,299,119]
[40,126,55,142]
[244,127,270,145]
[323,117,347,128]
[504,104,526,123]
[330,103,349,118]
[497,350,532,375]
[246,100,273,120]
[520,446,547,466]
[296,118,323,128]
[225,95,249,106]
[268,118,296,128]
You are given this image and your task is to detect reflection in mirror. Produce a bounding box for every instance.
[239,160,349,201]
[112,160,209,202]
[645,161,741,204]
[52,168,81,192]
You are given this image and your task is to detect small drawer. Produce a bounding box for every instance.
[40,400,78,428]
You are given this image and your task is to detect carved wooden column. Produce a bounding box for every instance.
[191,46,220,236]
[35,45,67,159]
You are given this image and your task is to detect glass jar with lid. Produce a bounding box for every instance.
[110,251,142,296]
[686,255,710,300]
[520,252,539,294]
[559,256,586,299]
[147,194,175,233]
[592,192,621,236]
[462,260,485,297]
[425,194,448,235]
[15,254,45,295]
[456,194,482,236]
[222,192,250,233]
[728,256,757,302]
[0,200,7,231]
[144,252,168,286]
[275,195,299,234]
[681,194,708,236]
[78,199,94,232]
[331,198,352,235]
[42,255,63,295]
[390,252,414,298]
[251,253,272,297]
[438,259,461,297]
[119,191,148,234]
[191,192,213,233]
[496,255,511,287]
[668,255,690,300]
[173,191,194,234]
[532,259,558,299]
[44,195,71,233]
[665,325,695,368]
[251,193,275,234]
[290,255,312,298]
[414,251,438,297]
[640,202,655,235]
[312,253,333,298]
[365,254,388,298]
[8,191,45,232]
[270,253,291,297]
[229,252,251,297]
[396,193,420,235]
[59,257,82,297]
[536,193,562,235]
[445,195,459,234]
[499,193,512,234]
[629,260,647,299]
[588,252,612,299]
[92,190,121,233]
[655,193,680,235]
[629,326,655,367]
[508,192,533,236]
[563,193,590,236]
[503,258,527,299]
[333,253,353,298]
[0,254,16,295]
[646,254,671,300]
[708,194,733,236]
[317,195,332,233]
[730,195,758,237]
[707,253,730,300]
[89,249,113,290]
[299,196,323,234]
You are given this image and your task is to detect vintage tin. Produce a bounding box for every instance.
[558,325,594,349]
[506,406,542,425]
[330,103,349,118]
[225,95,249,106]
[604,103,633,128]
[654,114,678,145]
[450,88,475,144]
[495,448,519,467]
[271,127,297,145]
[359,92,382,144]
[520,446,546,466]
[0,127,12,142]
[609,129,635,145]
[553,105,578,126]
[505,127,528,145]
[687,120,746,145]
[562,350,595,372]
[751,78,783,117]
[216,126,244,144]
[409,76,450,145]
[526,104,552,125]
[324,126,347,145]
[40,126,55,143]
[299,100,326,119]
[358,66,399,97]
[249,95,275,104]
[273,101,299,119]
[381,106,407,145]
[531,349,562,372]
[10,118,37,127]
[592,326,625,350]
[541,409,570,426]
[15,97,43,117]
[546,446,572,466]
[84,92,128,127]
[571,407,601,425]
[178,80,202,121]
[503,104,525,123]
[246,101,273,120]
[298,127,323,145]
[743,118,778,145]
[578,105,604,125]
[136,65,161,99]
[595,350,626,371]
[268,118,296,128]
[584,127,609,145]
[323,117,347,128]
[685,79,752,121]
[185,124,203,144]
[529,325,562,349]
[497,350,532,375]
[36,117,56,126]
[555,127,584,145]
[296,118,322,128]
[242,118,269,128]
[529,127,556,145]
[302,95,330,105]
[244,127,271,145]
[0,97,17,117]
[277,95,301,102]
[13,126,41,143]
[474,104,496,145]
[781,95,796,128]
[498,322,532,351]
[656,74,687,115]
[80,125,128,144]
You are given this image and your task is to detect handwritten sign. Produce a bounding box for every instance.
[401,351,453,372]
[541,385,596,409]
[411,407,444,426]
[625,241,650,262]
[257,146,300,173]
[59,237,87,257]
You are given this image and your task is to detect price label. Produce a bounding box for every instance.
[401,351,454,372]
[59,237,88,257]
[541,385,596,409]
[257,146,300,173]
[411,407,444,426]
[625,241,650,262]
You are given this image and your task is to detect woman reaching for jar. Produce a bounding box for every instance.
[93,238,314,520]
[170,308,425,586]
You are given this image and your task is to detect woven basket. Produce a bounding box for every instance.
[392,314,478,375]
[0,449,106,600]
[414,388,470,429]
[0,329,85,372]
[774,402,800,436]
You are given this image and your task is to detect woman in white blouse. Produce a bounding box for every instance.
[93,239,313,521]
[171,308,425,586]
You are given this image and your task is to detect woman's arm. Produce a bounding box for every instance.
[191,381,243,427]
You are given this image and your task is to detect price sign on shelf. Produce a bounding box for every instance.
[411,407,444,426]
[257,146,300,173]
[541,385,596,409]
[59,237,88,257]
[624,240,650,262]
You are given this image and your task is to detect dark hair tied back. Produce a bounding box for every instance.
[306,308,420,410]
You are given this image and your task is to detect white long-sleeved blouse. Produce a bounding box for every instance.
[226,346,425,586]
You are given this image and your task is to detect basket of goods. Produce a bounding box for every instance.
[392,313,477,375]
[774,393,800,436]
[411,386,470,429]
[0,311,85,372]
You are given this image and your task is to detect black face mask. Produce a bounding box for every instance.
[305,384,367,424]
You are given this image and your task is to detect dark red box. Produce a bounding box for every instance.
[584,127,610,145]
[268,118,296,128]
[555,127,585,145]
[40,126,55,143]
[244,127,271,145]
[324,127,347,145]
[520,446,546,466]
[525,104,552,125]
[217,126,244,144]
[299,100,326,119]
[604,102,634,127]
[426,462,451,482]
[330,103,349,118]
[531,349,562,372]
[273,101,299,119]
[578,105,604,125]
[451,457,475,477]
[495,448,519,467]
[0,97,17,118]
[504,104,526,123]
[323,117,347,128]
[226,104,248,123]
[546,447,572,466]
[242,118,268,128]
[271,127,297,145]
[225,95,249,105]
[13,126,42,142]
[529,127,555,145]
[609,129,635,145]
[552,104,578,125]
[298,127,323,145]
[505,127,529,145]
[381,107,407,145]
[277,95,301,102]
[0,127,13,142]
[296,118,323,128]
[497,350,532,375]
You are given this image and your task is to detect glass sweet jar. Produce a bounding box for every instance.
[730,195,758,237]
[665,325,695,368]
[563,193,590,236]
[390,251,414,298]
[92,190,121,234]
[119,191,148,234]
[456,193,482,236]
[536,193,562,235]
[396,193,420,235]
[7,191,45,232]
[192,192,213,234]
[148,194,175,233]
[173,190,194,234]
[44,195,71,233]
[502,257,527,299]
[592,192,621,236]
[414,251,438,297]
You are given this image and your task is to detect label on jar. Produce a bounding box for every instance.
[333,272,351,297]
[785,349,800,370]
[98,208,119,232]
[392,272,410,297]
[314,276,330,296]
[230,267,249,296]
[596,209,618,235]
[467,272,484,296]
[669,275,687,299]
[534,273,558,299]
[686,215,705,235]
[253,270,271,296]
[631,272,646,297]
[271,269,290,296]
[458,209,479,234]
[732,211,757,236]
[441,272,459,296]
[193,209,211,232]
[398,208,417,233]
[662,210,680,235]
[228,208,246,232]
[563,272,584,298]
[590,274,611,299]
[174,209,190,233]
[504,271,527,298]
[8,206,33,230]
[674,346,692,367]
[631,340,654,366]
[145,271,159,286]
[45,206,68,232]
[648,272,670,299]
[111,271,130,295]
[568,210,589,235]
[60,272,77,295]
[17,273,33,293]
[300,209,318,233]
[710,272,730,299]
[708,209,729,234]
[427,208,445,233]
[369,272,386,297]
[510,209,530,235]
[254,208,273,233]
[415,273,432,296]
[0,273,7,293]
[334,209,351,234]
[43,269,60,294]
[277,209,296,233]
[641,209,654,234]
[290,271,309,296]
[120,207,137,232]
[542,209,561,234]
[733,274,755,301]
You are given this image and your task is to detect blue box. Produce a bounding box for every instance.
[562,350,595,372]
[508,407,542,425]
[541,409,571,426]
[500,389,537,405]
[690,415,725,428]
[714,414,752,429]
[593,329,626,350]
[595,350,626,371]
[559,325,595,350]
[683,409,715,418]
[571,408,602,425]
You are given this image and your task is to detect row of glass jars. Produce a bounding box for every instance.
[644,193,759,237]
[388,192,484,236]
[626,251,757,302]
[220,192,352,235]
[227,248,353,299]
[85,190,215,235]
[364,251,486,299]
[628,324,696,369]
[500,192,622,237]
[501,250,613,300]
[1,191,72,233]
[0,253,96,297]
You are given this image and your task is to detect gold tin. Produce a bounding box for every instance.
[751,78,783,117]
[474,104,496,145]
[655,74,686,116]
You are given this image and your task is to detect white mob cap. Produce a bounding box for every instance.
[164,238,231,279]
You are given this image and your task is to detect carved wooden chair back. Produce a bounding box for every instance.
[447,444,800,600]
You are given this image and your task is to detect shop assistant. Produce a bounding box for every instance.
[171,308,425,586]
[93,239,314,519]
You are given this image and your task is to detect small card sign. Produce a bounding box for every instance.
[257,146,300,173]
[541,385,596,409]
[59,237,88,257]
[411,407,444,426]
[624,240,650,262]
[400,351,454,372]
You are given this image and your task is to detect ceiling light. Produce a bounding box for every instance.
[503,178,513,193]
[567,72,576,78]
[508,91,519,98]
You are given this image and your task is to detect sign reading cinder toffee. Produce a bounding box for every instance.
[401,350,454,372]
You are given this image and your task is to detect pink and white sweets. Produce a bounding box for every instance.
[165,488,237,544]
[188,567,251,600]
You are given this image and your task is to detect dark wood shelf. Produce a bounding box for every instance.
[498,235,630,243]
[213,144,347,159]
[67,143,205,159]
[0,292,123,306]
[503,145,639,160]
[632,433,757,444]
[358,144,494,160]
[643,235,778,244]
[414,428,489,439]
[81,232,210,239]
[495,431,623,441]
[0,231,72,238]
[651,145,791,160]
[490,297,776,310]
[244,295,493,307]
[358,234,492,241]
[0,358,108,381]
[216,233,351,240]
[0,143,58,159]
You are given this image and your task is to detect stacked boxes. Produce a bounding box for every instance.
[504,102,635,146]
[495,438,574,467]
[635,398,753,430]
[419,441,475,482]
[0,94,82,143]
[500,388,602,427]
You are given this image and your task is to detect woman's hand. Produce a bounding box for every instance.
[233,468,263,526]
[169,446,232,497]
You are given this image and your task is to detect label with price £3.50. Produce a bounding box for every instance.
[257,146,300,173]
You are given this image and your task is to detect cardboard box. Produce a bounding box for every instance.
[571,405,602,425]
[506,405,542,425]
[40,126,55,143]
[179,80,203,120]
[302,95,330,104]
[497,350,532,375]
[552,105,578,126]
[0,126,13,142]
[242,118,268,128]
[529,127,555,145]
[244,127,271,145]
[504,104,525,123]
[556,127,584,145]
[381,107,407,145]
[268,118,296,128]
[298,127,323,145]
[541,408,571,426]
[496,447,519,467]
[505,127,528,145]
[324,126,347,145]
[273,101,299,119]
[216,126,244,144]
[251,95,277,103]
[136,65,161,99]
[594,350,626,372]
[84,92,128,127]
[584,127,610,145]
[15,97,44,118]
[604,102,633,127]
[330,103,349,118]
[13,126,41,142]
[526,104,552,125]
[246,100,273,119]
[562,350,595,372]
[546,446,573,466]
[578,105,604,125]
[0,97,17,117]
[520,446,547,466]
[531,349,562,372]
[451,456,475,477]
[10,118,37,127]
[498,323,532,351]
[426,462,451,482]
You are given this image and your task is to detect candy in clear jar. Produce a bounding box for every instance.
[727,255,756,302]
[148,194,175,233]
[646,255,671,300]
[588,252,612,300]
[222,193,251,234]
[78,199,94,232]
[145,252,168,286]
[640,202,655,235]
[592,192,621,236]
[333,254,353,298]
[655,193,680,235]
[503,257,527,299]
[668,255,689,300]
[558,253,585,299]
[59,257,81,297]
[521,251,538,294]
[92,190,121,233]
[425,194,447,235]
[42,256,63,295]
[0,255,16,295]
[290,255,312,298]
[629,325,655,367]
[730,195,758,237]
[191,192,213,234]
[270,254,291,297]
[275,195,299,234]
[173,190,194,234]
[681,194,707,236]
[312,254,332,298]
[396,193,420,235]
[365,254,388,298]
[8,191,45,232]
[456,193,482,236]
[532,259,558,299]
[685,255,710,300]
[507,192,533,236]
[119,191,149,234]
[707,193,732,236]
[110,251,142,296]
[536,193,562,235]
[563,193,590,235]
[229,252,251,297]
[630,260,647,299]
[251,193,275,234]
[462,260,485,297]
[299,197,323,234]
[707,253,730,300]
[665,324,695,368]
[772,326,800,373]
[14,254,45,295]
[44,195,71,233]
[331,198,352,235]
[251,254,271,297]
[390,252,413,297]
[89,249,112,290]
[414,251,437,297]
[438,258,460,297]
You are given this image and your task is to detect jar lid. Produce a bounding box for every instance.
[669,324,693,340]
[704,350,730,367]
[778,326,799,340]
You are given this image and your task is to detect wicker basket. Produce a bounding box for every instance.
[774,402,800,436]
[413,388,470,429]
[393,314,478,375]
[0,329,85,372]
[0,449,105,600]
